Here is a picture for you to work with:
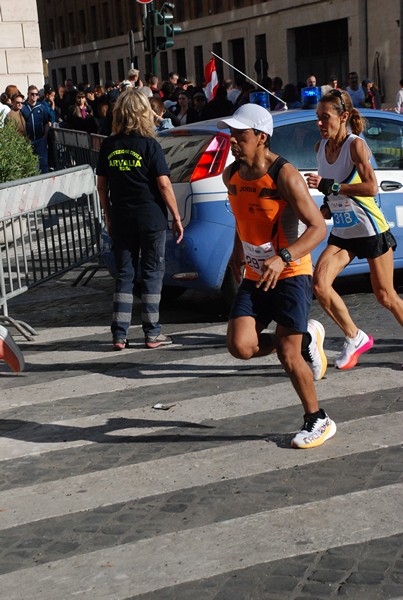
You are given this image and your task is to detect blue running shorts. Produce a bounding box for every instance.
[229,275,313,333]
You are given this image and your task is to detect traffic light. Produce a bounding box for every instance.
[160,4,182,50]
[142,2,182,55]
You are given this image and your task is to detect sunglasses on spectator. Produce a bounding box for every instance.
[29,92,39,96]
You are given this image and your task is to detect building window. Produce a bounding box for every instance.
[116,0,124,36]
[105,60,112,83]
[79,10,86,41]
[255,34,268,81]
[102,3,111,38]
[194,0,203,18]
[82,65,88,85]
[90,6,98,39]
[212,42,223,81]
[174,48,187,79]
[49,18,55,49]
[71,66,77,85]
[91,62,100,85]
[194,46,204,87]
[58,16,66,47]
[68,13,75,45]
[117,58,125,81]
[51,69,57,90]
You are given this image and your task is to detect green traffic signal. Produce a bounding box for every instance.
[142,3,182,54]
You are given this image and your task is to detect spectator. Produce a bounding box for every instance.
[61,78,77,118]
[42,87,57,123]
[168,72,179,86]
[394,79,403,113]
[160,81,176,102]
[55,85,66,119]
[5,93,27,137]
[202,85,233,120]
[232,81,256,111]
[85,86,96,111]
[150,75,163,97]
[345,71,365,108]
[150,96,174,131]
[0,92,11,127]
[172,90,198,125]
[176,77,189,94]
[301,74,321,109]
[127,68,143,88]
[66,91,98,134]
[96,100,113,136]
[190,91,208,121]
[362,78,381,109]
[279,83,302,109]
[227,75,244,105]
[21,85,51,173]
[0,325,25,373]
[269,76,283,111]
[96,89,183,350]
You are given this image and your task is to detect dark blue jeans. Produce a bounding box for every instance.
[31,136,49,173]
[111,229,166,341]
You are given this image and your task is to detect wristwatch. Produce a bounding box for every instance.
[331,182,341,195]
[279,248,292,267]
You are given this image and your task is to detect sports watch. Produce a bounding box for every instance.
[331,182,341,195]
[279,248,292,267]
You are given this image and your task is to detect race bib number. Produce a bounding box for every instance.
[330,198,360,228]
[242,241,276,275]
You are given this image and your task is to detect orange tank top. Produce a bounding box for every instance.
[228,158,312,281]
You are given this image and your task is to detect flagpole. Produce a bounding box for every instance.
[211,51,288,109]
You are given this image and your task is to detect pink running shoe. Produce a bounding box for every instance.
[0,325,25,372]
[334,329,374,370]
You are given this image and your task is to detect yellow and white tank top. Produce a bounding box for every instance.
[228,158,312,282]
[317,134,389,238]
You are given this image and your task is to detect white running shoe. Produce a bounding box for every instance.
[0,325,25,372]
[334,329,374,370]
[302,319,327,381]
[291,409,336,449]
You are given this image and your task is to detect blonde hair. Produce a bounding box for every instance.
[112,88,156,138]
[320,90,367,135]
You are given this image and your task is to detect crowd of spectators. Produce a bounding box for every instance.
[0,68,401,174]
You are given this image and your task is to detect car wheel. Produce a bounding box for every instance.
[161,285,187,303]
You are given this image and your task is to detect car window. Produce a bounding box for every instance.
[158,134,216,183]
[271,119,320,169]
[363,116,403,170]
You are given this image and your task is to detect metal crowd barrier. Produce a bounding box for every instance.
[0,166,102,339]
[48,128,105,171]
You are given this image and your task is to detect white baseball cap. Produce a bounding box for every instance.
[217,103,273,136]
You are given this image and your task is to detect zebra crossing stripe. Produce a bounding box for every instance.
[0,483,401,599]
[0,368,402,461]
[0,412,401,530]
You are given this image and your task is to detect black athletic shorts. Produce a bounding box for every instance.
[328,229,397,259]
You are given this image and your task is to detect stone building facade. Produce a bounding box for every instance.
[37,0,402,106]
[0,1,43,94]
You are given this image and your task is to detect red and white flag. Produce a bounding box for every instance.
[203,57,218,101]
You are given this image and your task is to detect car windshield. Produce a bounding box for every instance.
[270,119,320,169]
[158,133,217,183]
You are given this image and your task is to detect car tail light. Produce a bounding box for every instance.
[190,134,230,182]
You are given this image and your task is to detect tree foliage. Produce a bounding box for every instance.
[0,118,39,183]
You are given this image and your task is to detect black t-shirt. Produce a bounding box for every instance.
[96,132,170,232]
